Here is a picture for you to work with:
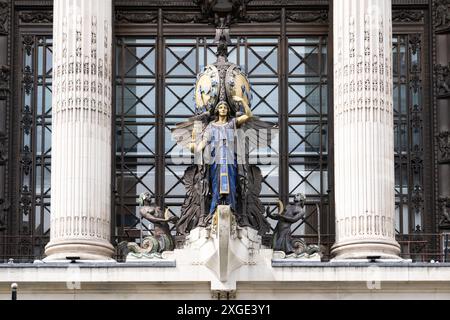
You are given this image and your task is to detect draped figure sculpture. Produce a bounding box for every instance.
[172,38,276,237]
[192,99,252,215]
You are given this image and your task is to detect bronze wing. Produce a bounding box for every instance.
[236,117,278,153]
[171,112,212,149]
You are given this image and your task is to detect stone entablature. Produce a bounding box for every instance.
[1,262,450,299]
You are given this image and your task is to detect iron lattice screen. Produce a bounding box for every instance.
[112,35,331,256]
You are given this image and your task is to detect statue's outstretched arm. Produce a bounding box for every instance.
[235,96,253,127]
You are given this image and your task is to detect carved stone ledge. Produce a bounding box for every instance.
[19,11,53,24]
[393,10,424,23]
[247,12,281,23]
[164,12,202,23]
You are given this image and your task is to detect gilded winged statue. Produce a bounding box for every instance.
[172,39,277,236]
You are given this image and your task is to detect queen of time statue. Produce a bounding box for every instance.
[172,33,277,237]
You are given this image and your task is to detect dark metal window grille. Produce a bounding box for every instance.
[115,38,157,242]
[287,37,329,244]
[393,34,424,235]
[391,33,432,261]
[14,35,52,262]
[112,34,332,251]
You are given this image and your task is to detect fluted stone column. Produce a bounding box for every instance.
[332,0,401,259]
[44,0,114,260]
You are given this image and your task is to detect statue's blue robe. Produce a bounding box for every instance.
[206,119,238,214]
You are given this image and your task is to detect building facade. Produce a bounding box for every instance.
[0,0,449,299]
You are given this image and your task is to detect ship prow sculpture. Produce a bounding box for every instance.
[121,24,322,289]
[175,27,278,283]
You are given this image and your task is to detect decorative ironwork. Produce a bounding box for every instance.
[411,145,423,174]
[434,0,450,33]
[411,185,424,213]
[392,10,425,23]
[23,35,34,56]
[19,186,32,217]
[286,11,328,23]
[34,36,53,237]
[410,66,421,94]
[115,11,158,24]
[21,105,33,135]
[409,34,421,55]
[394,33,426,234]
[17,28,36,242]
[410,104,422,129]
[435,63,450,98]
[22,66,33,95]
[20,146,32,176]
[19,11,53,24]
[437,131,450,163]
[8,30,53,260]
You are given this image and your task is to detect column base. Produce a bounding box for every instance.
[331,240,401,260]
[44,239,115,261]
